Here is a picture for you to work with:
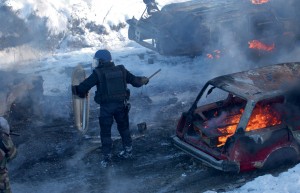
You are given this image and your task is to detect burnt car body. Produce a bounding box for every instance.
[0,70,43,119]
[127,0,300,56]
[173,62,300,172]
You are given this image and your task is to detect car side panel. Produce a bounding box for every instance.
[227,127,298,171]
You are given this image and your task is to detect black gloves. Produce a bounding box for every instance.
[71,85,78,95]
[72,85,86,98]
[141,76,149,85]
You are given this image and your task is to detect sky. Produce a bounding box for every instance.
[1,0,300,192]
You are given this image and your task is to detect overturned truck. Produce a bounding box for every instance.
[127,0,300,56]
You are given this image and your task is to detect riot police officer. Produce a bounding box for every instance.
[72,49,149,167]
[0,117,17,193]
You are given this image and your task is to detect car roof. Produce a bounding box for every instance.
[208,62,300,101]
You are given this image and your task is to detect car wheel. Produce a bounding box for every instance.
[262,147,298,170]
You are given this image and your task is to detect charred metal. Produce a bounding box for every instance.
[0,70,43,120]
[127,0,300,57]
[173,62,300,172]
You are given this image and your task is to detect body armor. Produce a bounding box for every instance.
[94,65,128,104]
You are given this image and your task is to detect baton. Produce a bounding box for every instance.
[10,132,20,136]
[148,69,161,79]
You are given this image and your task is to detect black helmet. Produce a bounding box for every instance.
[92,49,112,67]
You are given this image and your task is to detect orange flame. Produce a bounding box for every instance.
[217,104,281,146]
[206,50,221,59]
[248,40,275,51]
[251,0,269,4]
[245,104,281,131]
[207,54,213,59]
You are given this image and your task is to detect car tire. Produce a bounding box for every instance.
[262,147,298,170]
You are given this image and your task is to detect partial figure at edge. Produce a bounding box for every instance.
[0,117,17,193]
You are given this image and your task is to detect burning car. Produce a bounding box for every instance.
[173,62,300,172]
[127,0,300,57]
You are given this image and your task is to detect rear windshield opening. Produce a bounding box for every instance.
[194,85,247,147]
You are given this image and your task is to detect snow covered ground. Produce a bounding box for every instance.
[1,0,300,193]
[226,164,300,193]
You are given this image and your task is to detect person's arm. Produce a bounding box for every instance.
[1,133,17,162]
[73,72,98,97]
[126,69,149,87]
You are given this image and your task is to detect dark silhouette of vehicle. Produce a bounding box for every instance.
[127,0,300,56]
[0,70,43,120]
[173,62,300,172]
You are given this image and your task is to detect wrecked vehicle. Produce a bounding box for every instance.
[173,62,300,172]
[0,70,43,120]
[127,0,300,56]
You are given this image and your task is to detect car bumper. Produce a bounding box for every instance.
[172,136,240,172]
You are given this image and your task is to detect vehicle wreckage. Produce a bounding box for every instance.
[173,62,300,172]
[127,0,300,57]
[0,70,43,121]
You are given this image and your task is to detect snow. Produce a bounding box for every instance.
[207,165,300,193]
[4,0,187,35]
[0,0,189,66]
[1,0,300,192]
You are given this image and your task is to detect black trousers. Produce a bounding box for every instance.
[99,102,132,156]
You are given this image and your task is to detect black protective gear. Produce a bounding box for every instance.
[93,50,112,68]
[71,85,77,95]
[99,115,113,156]
[75,61,148,159]
[125,102,131,113]
[118,146,133,159]
[141,76,149,85]
[76,62,147,104]
[101,154,113,168]
[94,49,112,63]
[99,102,132,156]
[94,65,127,104]
[126,89,131,101]
[72,85,86,98]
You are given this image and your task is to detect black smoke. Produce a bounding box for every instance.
[141,0,300,62]
[275,83,300,130]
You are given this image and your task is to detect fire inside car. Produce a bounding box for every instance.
[173,62,300,172]
[192,87,282,148]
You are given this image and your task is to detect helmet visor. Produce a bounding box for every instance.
[92,58,99,68]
